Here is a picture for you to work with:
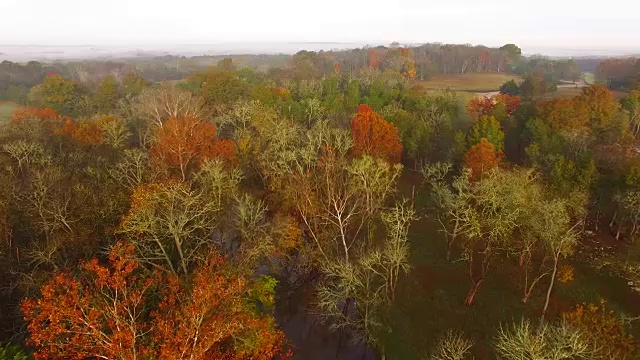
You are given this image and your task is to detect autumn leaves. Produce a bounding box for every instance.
[351,104,402,164]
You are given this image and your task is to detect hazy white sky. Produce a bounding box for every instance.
[1,0,638,50]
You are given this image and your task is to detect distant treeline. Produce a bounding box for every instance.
[595,57,640,90]
[5,43,639,103]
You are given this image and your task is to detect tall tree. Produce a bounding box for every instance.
[351,104,402,164]
[468,116,505,152]
[93,76,121,114]
[150,116,236,180]
[22,242,288,360]
[464,138,503,181]
[28,74,82,116]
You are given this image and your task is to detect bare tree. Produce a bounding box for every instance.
[117,181,220,275]
[316,202,415,359]
[134,84,205,129]
[428,330,474,360]
[109,149,156,190]
[495,319,592,360]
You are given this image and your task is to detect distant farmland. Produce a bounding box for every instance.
[419,73,521,92]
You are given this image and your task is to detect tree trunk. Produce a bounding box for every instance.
[542,254,559,317]
[464,278,484,305]
[446,239,453,262]
[446,220,459,262]
[610,211,617,230]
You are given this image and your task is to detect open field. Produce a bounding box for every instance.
[542,86,629,100]
[420,73,521,92]
[378,172,640,360]
[0,101,18,123]
[582,72,596,84]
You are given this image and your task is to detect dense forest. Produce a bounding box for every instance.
[1,42,640,359]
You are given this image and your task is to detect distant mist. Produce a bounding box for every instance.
[1,43,639,62]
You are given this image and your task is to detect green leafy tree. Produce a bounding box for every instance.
[500,80,520,96]
[28,75,82,115]
[93,75,121,114]
[345,79,361,111]
[621,91,640,138]
[0,342,30,360]
[468,115,505,151]
[122,72,147,98]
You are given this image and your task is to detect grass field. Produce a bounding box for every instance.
[543,86,629,100]
[379,172,640,359]
[420,73,521,92]
[582,72,596,85]
[0,101,18,124]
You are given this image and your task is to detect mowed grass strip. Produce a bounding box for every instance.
[419,73,521,92]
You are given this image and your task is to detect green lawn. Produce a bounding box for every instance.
[420,73,522,92]
[582,72,596,85]
[0,101,18,124]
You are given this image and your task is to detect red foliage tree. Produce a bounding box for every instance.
[151,116,237,180]
[464,138,504,180]
[351,104,402,163]
[467,93,521,120]
[22,242,289,360]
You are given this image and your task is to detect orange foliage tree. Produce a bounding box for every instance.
[151,116,236,180]
[464,138,504,180]
[22,242,289,360]
[21,242,155,360]
[536,97,590,132]
[575,85,621,131]
[60,119,104,146]
[153,256,287,360]
[368,49,381,70]
[467,93,521,120]
[59,116,128,147]
[351,104,402,163]
[563,300,636,359]
[11,107,60,124]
